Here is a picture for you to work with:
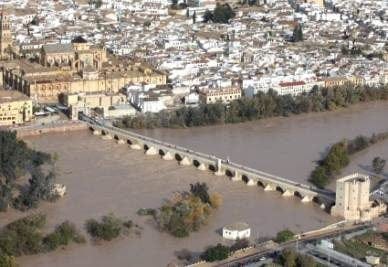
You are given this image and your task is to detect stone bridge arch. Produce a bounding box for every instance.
[276,186,285,193]
[224,169,234,177]
[241,175,249,184]
[192,159,201,167]
[175,153,183,161]
[257,180,265,188]
[208,163,217,172]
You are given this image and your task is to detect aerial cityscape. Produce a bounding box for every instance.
[0,0,387,266]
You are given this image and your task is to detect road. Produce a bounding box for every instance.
[215,223,372,267]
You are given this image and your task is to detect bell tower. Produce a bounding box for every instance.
[0,8,12,60]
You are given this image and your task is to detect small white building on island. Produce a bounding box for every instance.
[222,222,251,240]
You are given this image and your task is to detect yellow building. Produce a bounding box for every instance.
[1,49,167,103]
[322,76,349,88]
[0,89,32,126]
[199,88,242,104]
[331,173,386,221]
[306,0,324,7]
[0,26,167,103]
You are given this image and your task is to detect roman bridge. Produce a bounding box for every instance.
[82,116,335,209]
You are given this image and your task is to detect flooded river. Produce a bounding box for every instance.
[139,101,388,184]
[2,101,388,267]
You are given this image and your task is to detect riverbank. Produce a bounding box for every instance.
[5,120,88,138]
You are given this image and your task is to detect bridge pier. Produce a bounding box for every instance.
[145,146,158,156]
[116,139,125,144]
[130,143,142,150]
[180,156,192,166]
[102,133,112,140]
[215,158,224,176]
[264,184,276,191]
[197,163,207,171]
[282,190,294,197]
[93,129,101,135]
[162,151,174,160]
[215,169,224,176]
[246,178,256,186]
[231,171,242,181]
[301,195,313,203]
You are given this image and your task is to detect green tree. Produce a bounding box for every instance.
[0,255,18,267]
[201,243,230,262]
[309,166,329,188]
[43,221,85,251]
[190,182,210,204]
[275,229,295,243]
[85,214,124,241]
[323,142,349,174]
[212,4,235,23]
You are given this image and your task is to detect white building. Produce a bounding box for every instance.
[222,222,251,240]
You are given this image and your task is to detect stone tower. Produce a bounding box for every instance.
[0,9,12,60]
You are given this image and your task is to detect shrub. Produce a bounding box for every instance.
[209,193,223,209]
[309,166,329,188]
[0,214,83,258]
[155,183,221,238]
[201,243,230,262]
[275,229,295,243]
[190,182,210,204]
[85,214,124,241]
[0,214,46,256]
[0,255,18,267]
[43,221,85,251]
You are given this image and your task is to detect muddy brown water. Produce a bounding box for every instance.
[1,101,388,267]
[138,101,388,184]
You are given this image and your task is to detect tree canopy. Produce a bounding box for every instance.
[115,84,388,130]
[0,131,55,212]
[203,4,235,24]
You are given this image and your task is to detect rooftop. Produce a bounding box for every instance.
[223,222,250,232]
[42,43,73,54]
[0,90,30,104]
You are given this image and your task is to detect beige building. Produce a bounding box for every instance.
[63,92,135,120]
[306,0,324,7]
[331,173,386,221]
[0,10,13,60]
[199,88,242,104]
[0,19,167,103]
[0,89,32,126]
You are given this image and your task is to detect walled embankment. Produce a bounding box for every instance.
[7,121,88,137]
